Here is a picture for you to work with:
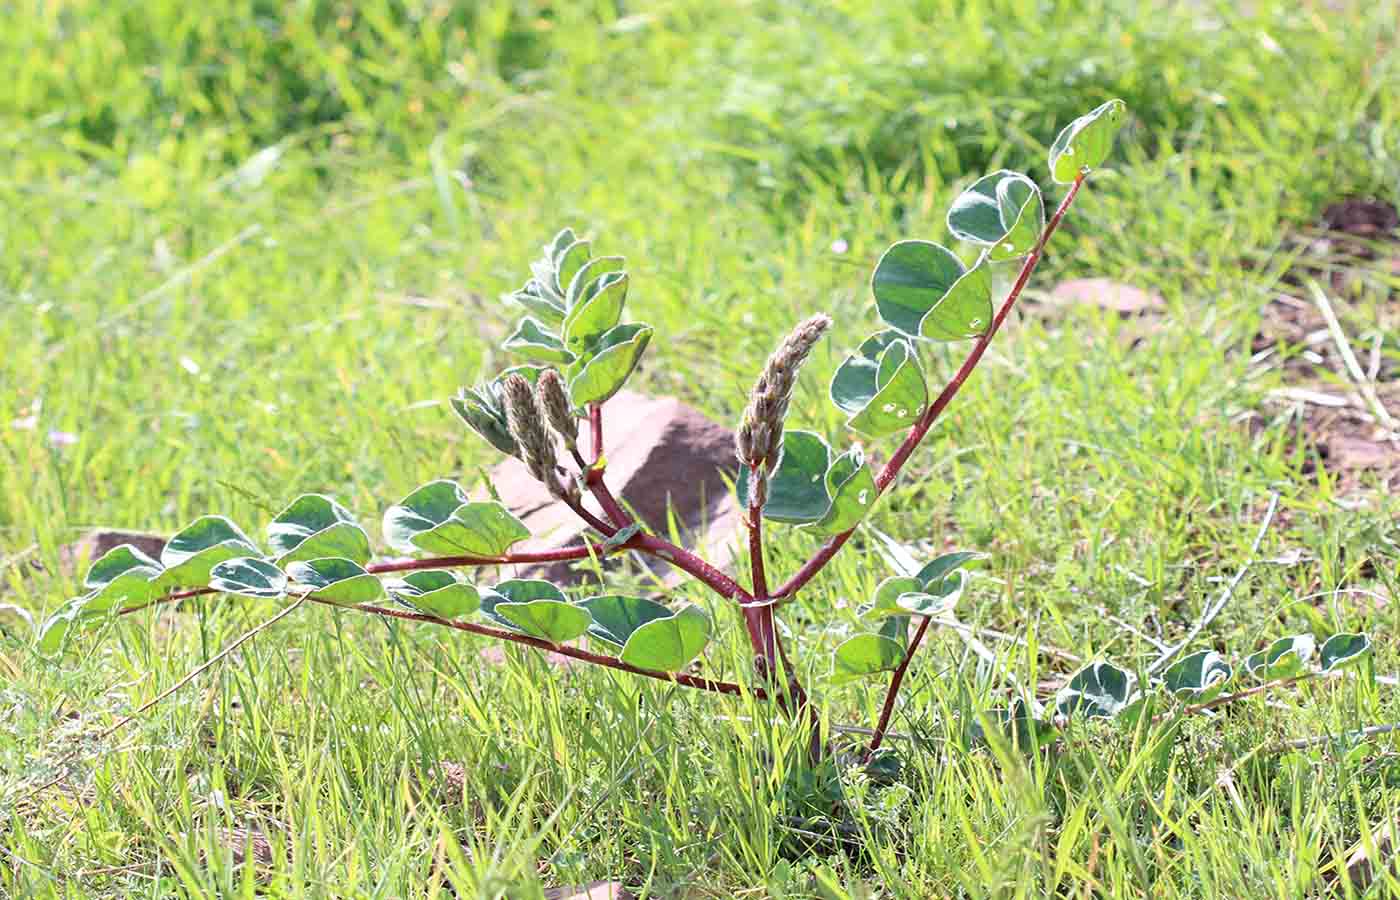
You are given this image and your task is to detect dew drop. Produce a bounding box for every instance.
[857,490,870,505]
[897,408,908,418]
[1064,145,1075,155]
[1001,242,1015,252]
[882,402,896,413]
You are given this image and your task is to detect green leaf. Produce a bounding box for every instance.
[1319,633,1371,673]
[831,632,905,683]
[567,323,653,407]
[553,239,591,295]
[808,446,877,536]
[894,570,966,617]
[1048,99,1127,184]
[504,317,574,364]
[385,570,481,619]
[383,480,530,557]
[84,543,161,590]
[480,578,563,628]
[946,170,1045,260]
[267,494,371,567]
[209,557,287,599]
[85,568,164,613]
[565,256,625,308]
[830,332,929,436]
[866,576,922,620]
[620,605,711,671]
[581,594,674,647]
[286,557,383,605]
[871,240,993,341]
[915,551,982,588]
[1244,634,1316,680]
[509,280,566,327]
[160,516,260,589]
[493,598,591,643]
[737,430,833,524]
[37,599,87,655]
[548,227,578,260]
[1056,661,1138,720]
[563,271,629,350]
[1162,650,1233,701]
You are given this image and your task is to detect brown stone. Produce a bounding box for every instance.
[1049,278,1164,314]
[57,530,168,575]
[476,391,742,584]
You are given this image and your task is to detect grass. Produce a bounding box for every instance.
[2,0,1399,895]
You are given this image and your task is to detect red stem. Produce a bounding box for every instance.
[774,173,1088,601]
[325,597,758,697]
[589,403,604,462]
[865,616,931,760]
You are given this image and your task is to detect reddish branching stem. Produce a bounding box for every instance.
[322,597,757,697]
[865,617,932,760]
[774,173,1088,603]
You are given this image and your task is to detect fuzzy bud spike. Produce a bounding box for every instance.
[736,314,832,470]
[536,370,578,450]
[502,374,574,500]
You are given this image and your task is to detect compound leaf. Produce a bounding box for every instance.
[830,332,928,436]
[808,446,877,536]
[383,481,529,557]
[736,430,832,525]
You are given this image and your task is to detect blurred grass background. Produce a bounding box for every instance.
[3,1,1399,896]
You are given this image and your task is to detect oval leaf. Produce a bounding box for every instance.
[385,570,481,619]
[1244,634,1316,680]
[493,598,592,643]
[568,323,654,407]
[563,271,629,350]
[267,494,371,567]
[565,256,625,308]
[580,595,673,647]
[504,317,574,364]
[159,516,260,589]
[1320,633,1371,673]
[808,446,877,536]
[830,332,928,436]
[1048,99,1127,184]
[209,557,287,599]
[831,632,906,684]
[383,481,530,557]
[286,557,383,605]
[1056,660,1138,720]
[1162,650,1233,701]
[481,579,566,628]
[871,240,993,341]
[553,239,591,296]
[84,544,162,590]
[736,430,833,524]
[946,170,1045,260]
[619,605,711,671]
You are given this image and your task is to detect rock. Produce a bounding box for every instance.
[476,391,742,584]
[1049,278,1164,314]
[544,882,634,900]
[57,530,168,575]
[1320,197,1399,240]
